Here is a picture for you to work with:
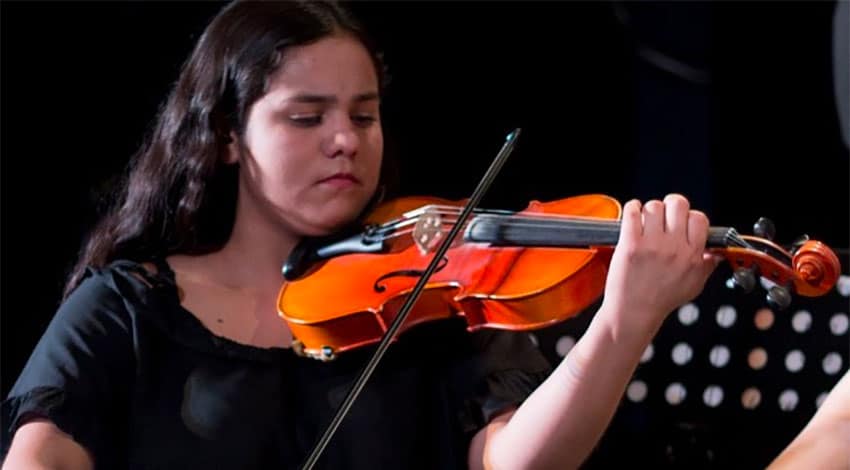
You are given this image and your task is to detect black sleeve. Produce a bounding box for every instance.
[1,266,136,465]
[456,328,554,436]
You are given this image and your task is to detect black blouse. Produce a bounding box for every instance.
[2,259,552,469]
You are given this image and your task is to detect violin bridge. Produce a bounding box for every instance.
[413,211,444,255]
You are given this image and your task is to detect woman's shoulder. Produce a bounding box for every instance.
[81,256,293,362]
[74,257,171,292]
[58,257,176,324]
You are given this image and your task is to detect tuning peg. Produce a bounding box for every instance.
[766,285,792,310]
[790,234,810,254]
[753,217,776,241]
[727,267,757,293]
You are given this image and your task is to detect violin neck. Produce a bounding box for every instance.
[464,214,734,248]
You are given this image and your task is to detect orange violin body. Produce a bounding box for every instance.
[278,194,620,360]
[277,194,840,361]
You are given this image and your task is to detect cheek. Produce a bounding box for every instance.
[367,132,384,181]
[252,128,308,171]
[241,139,310,197]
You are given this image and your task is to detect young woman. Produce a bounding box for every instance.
[1,1,719,468]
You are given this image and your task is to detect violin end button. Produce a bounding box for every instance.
[321,346,336,361]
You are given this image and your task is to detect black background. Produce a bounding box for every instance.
[2,1,848,468]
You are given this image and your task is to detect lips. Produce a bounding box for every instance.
[317,172,361,185]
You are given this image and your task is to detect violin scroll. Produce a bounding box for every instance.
[792,240,841,296]
[722,217,841,309]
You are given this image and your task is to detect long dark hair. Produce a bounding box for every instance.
[63,0,390,299]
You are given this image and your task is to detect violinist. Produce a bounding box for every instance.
[1,1,721,468]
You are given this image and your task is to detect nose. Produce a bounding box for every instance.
[322,124,359,159]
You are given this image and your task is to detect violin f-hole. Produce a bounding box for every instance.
[373,256,449,293]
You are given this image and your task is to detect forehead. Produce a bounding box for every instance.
[265,34,378,95]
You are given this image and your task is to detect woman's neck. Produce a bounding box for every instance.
[213,205,301,295]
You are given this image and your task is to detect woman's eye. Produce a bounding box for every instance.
[351,114,377,127]
[289,115,322,126]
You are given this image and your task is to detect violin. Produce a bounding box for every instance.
[288,129,841,470]
[277,193,841,361]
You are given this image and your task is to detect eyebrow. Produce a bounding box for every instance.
[283,92,380,105]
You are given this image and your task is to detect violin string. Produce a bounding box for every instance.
[429,206,620,223]
[727,232,752,249]
[371,206,619,241]
[477,219,759,252]
[376,205,761,252]
[366,218,420,240]
[442,215,621,233]
[444,213,760,250]
[415,207,779,252]
[429,210,763,250]
[378,227,416,241]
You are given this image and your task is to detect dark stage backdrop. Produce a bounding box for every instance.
[2,1,848,469]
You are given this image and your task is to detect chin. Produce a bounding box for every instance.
[293,189,375,236]
[304,206,366,236]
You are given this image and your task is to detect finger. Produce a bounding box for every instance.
[703,252,725,268]
[687,209,710,249]
[642,199,665,237]
[663,194,690,238]
[681,253,722,303]
[619,199,643,247]
[699,252,723,280]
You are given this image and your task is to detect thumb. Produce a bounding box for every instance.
[700,253,724,280]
